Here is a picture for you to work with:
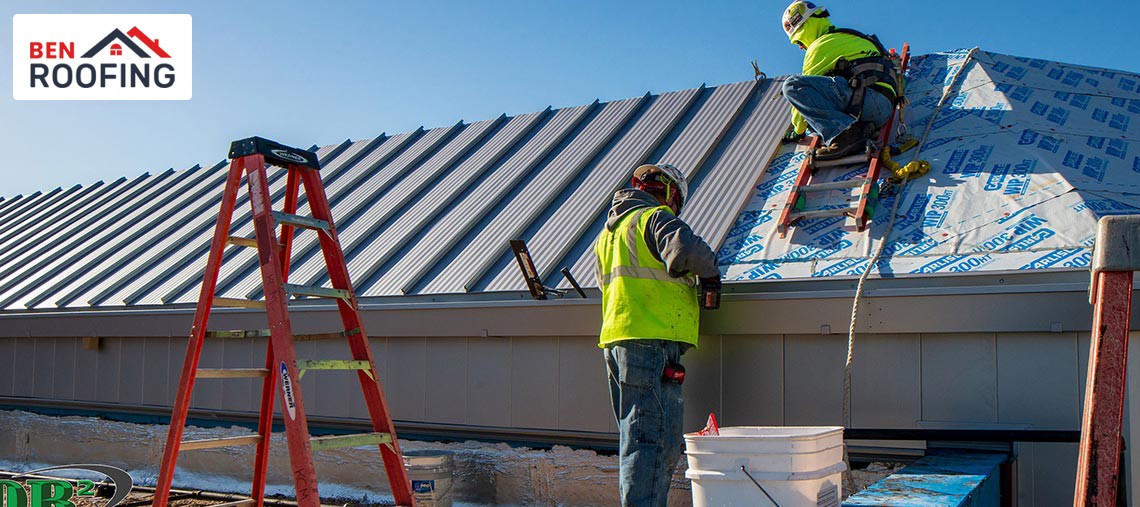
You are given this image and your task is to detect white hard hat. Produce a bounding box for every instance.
[782,1,825,40]
[633,163,689,209]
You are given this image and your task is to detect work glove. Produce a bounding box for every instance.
[782,125,805,144]
[699,277,722,310]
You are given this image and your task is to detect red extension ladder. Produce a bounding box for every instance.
[777,43,910,237]
[154,137,416,507]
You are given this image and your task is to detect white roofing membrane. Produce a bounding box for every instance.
[718,48,1139,280]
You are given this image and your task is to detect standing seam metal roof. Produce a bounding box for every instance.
[3,75,803,310]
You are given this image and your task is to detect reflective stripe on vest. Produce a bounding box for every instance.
[594,205,699,348]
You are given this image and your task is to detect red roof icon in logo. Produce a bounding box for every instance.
[81,27,171,58]
[127,27,170,58]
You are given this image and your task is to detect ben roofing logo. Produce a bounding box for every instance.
[13,14,192,100]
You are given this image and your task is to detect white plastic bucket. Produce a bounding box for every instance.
[685,426,846,507]
[403,450,455,507]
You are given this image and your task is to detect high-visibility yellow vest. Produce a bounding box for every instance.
[594,205,699,348]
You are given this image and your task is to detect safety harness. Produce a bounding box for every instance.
[825,27,900,117]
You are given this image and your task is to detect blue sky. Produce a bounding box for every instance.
[2,0,1138,197]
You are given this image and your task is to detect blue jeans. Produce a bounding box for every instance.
[604,339,688,507]
[783,75,894,144]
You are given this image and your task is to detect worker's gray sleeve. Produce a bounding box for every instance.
[644,210,720,279]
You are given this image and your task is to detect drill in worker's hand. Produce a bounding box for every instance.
[700,277,722,310]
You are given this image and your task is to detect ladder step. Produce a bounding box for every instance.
[227,236,259,248]
[206,329,271,339]
[309,432,392,452]
[213,297,267,309]
[798,179,866,193]
[297,327,361,342]
[810,153,872,170]
[204,327,361,341]
[296,359,374,380]
[197,368,270,379]
[180,435,262,451]
[789,208,854,221]
[272,211,330,231]
[284,283,351,300]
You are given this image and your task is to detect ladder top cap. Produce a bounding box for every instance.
[229,136,321,170]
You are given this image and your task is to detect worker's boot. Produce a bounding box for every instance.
[815,122,875,161]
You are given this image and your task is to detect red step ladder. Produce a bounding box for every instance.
[154,137,417,507]
[777,43,910,237]
[1075,216,1138,506]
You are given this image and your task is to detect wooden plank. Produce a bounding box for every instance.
[180,435,261,451]
[196,368,269,379]
[227,236,258,248]
[213,297,267,309]
[309,432,391,452]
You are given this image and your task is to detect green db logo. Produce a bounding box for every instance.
[3,465,132,507]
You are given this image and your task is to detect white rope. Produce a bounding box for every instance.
[841,47,979,429]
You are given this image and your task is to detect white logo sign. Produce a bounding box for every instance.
[12,14,192,100]
[280,362,297,420]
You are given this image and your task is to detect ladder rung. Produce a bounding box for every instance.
[810,153,872,169]
[206,329,271,339]
[296,327,361,341]
[213,297,267,309]
[799,178,866,193]
[180,435,262,451]
[204,328,361,341]
[197,368,269,379]
[789,208,853,221]
[227,236,259,248]
[272,211,330,231]
[284,283,350,300]
[309,432,391,452]
[296,359,374,380]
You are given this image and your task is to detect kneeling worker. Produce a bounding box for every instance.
[780,1,899,160]
[593,163,721,507]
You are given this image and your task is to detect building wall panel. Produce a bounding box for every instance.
[784,334,845,426]
[32,338,55,399]
[466,337,512,427]
[215,337,253,414]
[509,337,559,429]
[852,334,921,429]
[683,334,723,432]
[425,337,468,425]
[51,338,76,401]
[190,336,224,410]
[997,332,1079,430]
[721,334,783,427]
[556,336,611,433]
[73,340,98,402]
[94,337,122,405]
[12,337,34,398]
[0,336,14,396]
[921,333,997,424]
[384,337,427,421]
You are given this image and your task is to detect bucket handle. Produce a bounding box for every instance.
[740,465,782,507]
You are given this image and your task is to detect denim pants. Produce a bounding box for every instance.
[782,75,894,144]
[604,339,688,507]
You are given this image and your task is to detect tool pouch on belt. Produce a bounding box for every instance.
[830,55,899,117]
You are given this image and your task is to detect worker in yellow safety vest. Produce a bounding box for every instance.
[593,163,721,507]
[780,1,899,160]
